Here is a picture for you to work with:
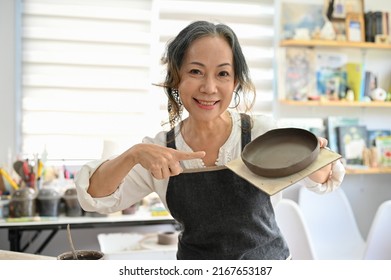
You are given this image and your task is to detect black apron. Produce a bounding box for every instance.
[166,114,289,260]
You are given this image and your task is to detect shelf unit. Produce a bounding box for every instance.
[279,100,391,108]
[278,39,391,175]
[280,39,391,50]
[346,167,391,175]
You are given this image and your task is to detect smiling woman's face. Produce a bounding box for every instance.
[178,35,236,122]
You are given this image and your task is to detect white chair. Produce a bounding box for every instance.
[363,200,391,260]
[274,199,317,259]
[298,186,366,259]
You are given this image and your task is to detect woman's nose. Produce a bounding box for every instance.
[200,76,217,94]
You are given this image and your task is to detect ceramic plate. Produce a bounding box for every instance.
[242,128,320,178]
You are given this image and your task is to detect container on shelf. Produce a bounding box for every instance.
[62,188,83,217]
[37,188,61,217]
[9,188,37,217]
[0,197,10,218]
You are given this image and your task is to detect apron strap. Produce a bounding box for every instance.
[166,127,176,149]
[240,113,251,150]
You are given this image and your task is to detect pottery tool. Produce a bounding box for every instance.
[22,160,31,182]
[13,161,25,181]
[37,159,43,179]
[66,224,78,260]
[36,159,44,189]
[0,168,19,190]
[0,173,6,193]
[13,160,35,188]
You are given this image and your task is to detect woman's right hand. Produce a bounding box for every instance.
[88,143,205,197]
[131,143,206,179]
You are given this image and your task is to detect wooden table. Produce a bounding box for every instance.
[0,249,55,260]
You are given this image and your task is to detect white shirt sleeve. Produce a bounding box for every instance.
[301,159,346,194]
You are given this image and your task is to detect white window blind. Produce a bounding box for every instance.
[20,0,276,163]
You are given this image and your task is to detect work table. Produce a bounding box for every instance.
[0,207,176,253]
[0,249,55,260]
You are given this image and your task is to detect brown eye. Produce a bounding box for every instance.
[219,71,230,77]
[189,69,202,75]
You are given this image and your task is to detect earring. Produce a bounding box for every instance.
[168,89,183,127]
[173,89,183,107]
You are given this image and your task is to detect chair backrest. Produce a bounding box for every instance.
[298,186,366,259]
[363,200,391,260]
[274,198,316,260]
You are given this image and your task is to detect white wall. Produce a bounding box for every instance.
[0,0,18,167]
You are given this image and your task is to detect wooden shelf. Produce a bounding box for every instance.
[279,38,391,177]
[346,167,391,175]
[279,100,391,108]
[280,39,391,50]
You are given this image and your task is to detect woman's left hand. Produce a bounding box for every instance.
[307,137,332,183]
[318,137,328,148]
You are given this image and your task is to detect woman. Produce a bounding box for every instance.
[75,20,345,259]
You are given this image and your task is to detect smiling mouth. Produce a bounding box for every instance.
[194,98,218,106]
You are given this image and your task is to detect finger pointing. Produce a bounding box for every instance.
[175,150,206,161]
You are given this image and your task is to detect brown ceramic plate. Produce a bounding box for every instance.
[242,128,320,178]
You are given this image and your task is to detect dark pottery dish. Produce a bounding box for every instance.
[242,128,320,178]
